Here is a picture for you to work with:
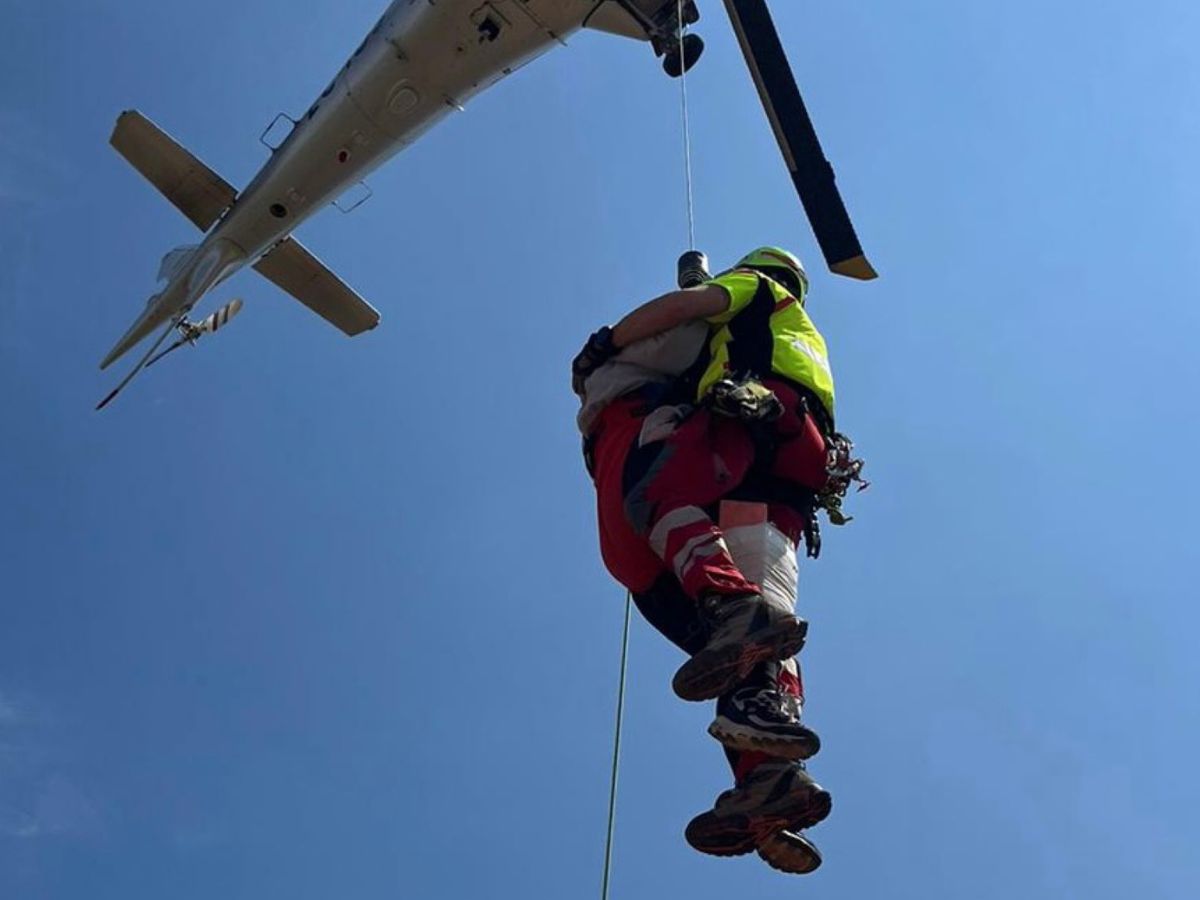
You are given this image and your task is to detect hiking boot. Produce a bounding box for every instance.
[679,816,822,876]
[672,594,807,702]
[758,829,823,874]
[684,761,831,858]
[708,686,821,760]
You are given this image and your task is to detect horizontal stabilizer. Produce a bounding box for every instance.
[253,238,380,336]
[110,110,237,231]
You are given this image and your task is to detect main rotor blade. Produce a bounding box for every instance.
[721,0,876,280]
[95,316,181,410]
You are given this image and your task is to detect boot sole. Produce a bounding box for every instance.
[682,823,756,858]
[685,782,832,857]
[672,618,808,702]
[757,830,823,875]
[707,716,821,760]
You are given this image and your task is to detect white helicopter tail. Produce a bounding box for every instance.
[110,110,237,231]
[104,110,377,373]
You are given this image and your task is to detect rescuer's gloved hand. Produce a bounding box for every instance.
[572,326,617,394]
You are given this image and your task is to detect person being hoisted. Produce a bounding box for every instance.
[572,246,865,873]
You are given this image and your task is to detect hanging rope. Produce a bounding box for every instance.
[600,590,632,900]
[600,14,700,896]
[677,0,697,250]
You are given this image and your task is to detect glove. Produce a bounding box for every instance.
[571,326,617,395]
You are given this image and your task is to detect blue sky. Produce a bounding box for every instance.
[2,1,1199,897]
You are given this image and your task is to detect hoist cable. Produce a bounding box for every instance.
[601,11,698,895]
[677,0,697,250]
[600,590,632,900]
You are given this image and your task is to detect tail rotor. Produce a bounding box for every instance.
[97,299,244,409]
[193,297,243,337]
[144,298,243,369]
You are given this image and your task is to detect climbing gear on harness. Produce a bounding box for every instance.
[708,685,821,760]
[708,376,784,424]
[816,433,869,527]
[787,432,868,557]
[672,592,807,702]
[803,516,823,560]
[571,325,617,395]
[736,246,809,302]
[684,760,831,857]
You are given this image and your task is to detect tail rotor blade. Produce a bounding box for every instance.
[721,0,876,280]
[195,297,243,335]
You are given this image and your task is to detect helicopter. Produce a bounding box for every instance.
[97,0,875,410]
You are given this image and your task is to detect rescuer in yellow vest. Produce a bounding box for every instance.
[575,246,849,595]
[695,247,835,427]
[573,247,863,873]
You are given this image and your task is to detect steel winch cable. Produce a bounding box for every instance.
[677,0,698,251]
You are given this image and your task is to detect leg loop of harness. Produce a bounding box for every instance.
[706,375,785,477]
[708,376,834,559]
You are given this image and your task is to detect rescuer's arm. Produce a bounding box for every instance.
[610,284,729,349]
[571,283,731,395]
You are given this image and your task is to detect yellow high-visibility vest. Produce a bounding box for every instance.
[698,269,836,424]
